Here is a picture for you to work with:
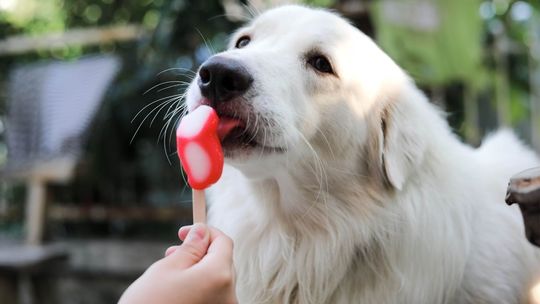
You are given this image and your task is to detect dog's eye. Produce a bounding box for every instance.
[235,36,251,48]
[307,55,333,74]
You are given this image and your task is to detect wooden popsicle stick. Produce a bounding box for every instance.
[192,189,206,223]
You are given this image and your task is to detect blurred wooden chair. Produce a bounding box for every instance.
[2,55,120,245]
[0,56,120,304]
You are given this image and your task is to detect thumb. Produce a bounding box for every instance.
[169,223,210,269]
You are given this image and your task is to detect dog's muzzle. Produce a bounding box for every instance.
[198,56,253,105]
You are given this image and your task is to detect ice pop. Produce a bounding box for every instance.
[176,105,224,223]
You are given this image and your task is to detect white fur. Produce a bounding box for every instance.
[185,5,540,304]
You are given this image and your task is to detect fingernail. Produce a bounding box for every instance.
[186,223,206,242]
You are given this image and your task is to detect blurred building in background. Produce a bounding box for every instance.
[0,0,538,303]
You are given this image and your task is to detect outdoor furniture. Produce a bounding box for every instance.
[2,55,120,245]
[0,244,68,304]
[0,55,120,304]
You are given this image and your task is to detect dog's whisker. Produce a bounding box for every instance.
[156,99,184,141]
[159,101,188,164]
[247,112,261,146]
[245,108,252,132]
[208,13,252,22]
[157,67,197,77]
[156,83,190,93]
[195,27,216,56]
[244,110,259,144]
[148,96,184,128]
[130,95,184,145]
[144,81,191,95]
[164,96,187,118]
[147,94,185,126]
[175,109,189,185]
[159,105,183,141]
[131,93,183,123]
[242,1,260,19]
[164,116,183,166]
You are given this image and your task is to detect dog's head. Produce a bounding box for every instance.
[185,5,427,190]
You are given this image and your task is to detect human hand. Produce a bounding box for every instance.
[118,223,236,304]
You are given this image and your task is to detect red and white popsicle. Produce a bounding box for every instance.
[176,105,224,223]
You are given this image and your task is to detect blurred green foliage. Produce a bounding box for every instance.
[0,0,165,34]
[374,0,539,142]
[0,0,65,35]
[373,0,485,87]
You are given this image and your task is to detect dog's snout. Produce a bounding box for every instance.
[198,56,253,103]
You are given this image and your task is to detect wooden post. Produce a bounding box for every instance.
[17,272,34,304]
[25,178,46,245]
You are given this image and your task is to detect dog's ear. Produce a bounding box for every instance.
[366,88,427,191]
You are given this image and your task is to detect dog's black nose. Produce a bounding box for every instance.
[198,56,253,103]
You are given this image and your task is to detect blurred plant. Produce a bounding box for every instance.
[481,0,540,146]
[372,0,539,146]
[0,0,65,35]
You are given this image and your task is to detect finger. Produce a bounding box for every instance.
[197,227,234,268]
[186,227,235,287]
[178,225,192,242]
[168,223,210,269]
[164,245,179,257]
[208,227,233,254]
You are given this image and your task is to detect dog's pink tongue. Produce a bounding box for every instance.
[217,118,243,141]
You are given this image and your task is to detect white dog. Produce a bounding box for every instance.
[184,5,540,303]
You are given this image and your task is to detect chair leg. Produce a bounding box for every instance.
[25,179,46,245]
[17,273,33,304]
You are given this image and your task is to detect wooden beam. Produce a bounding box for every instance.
[47,204,192,222]
[0,24,146,56]
[1,157,77,182]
